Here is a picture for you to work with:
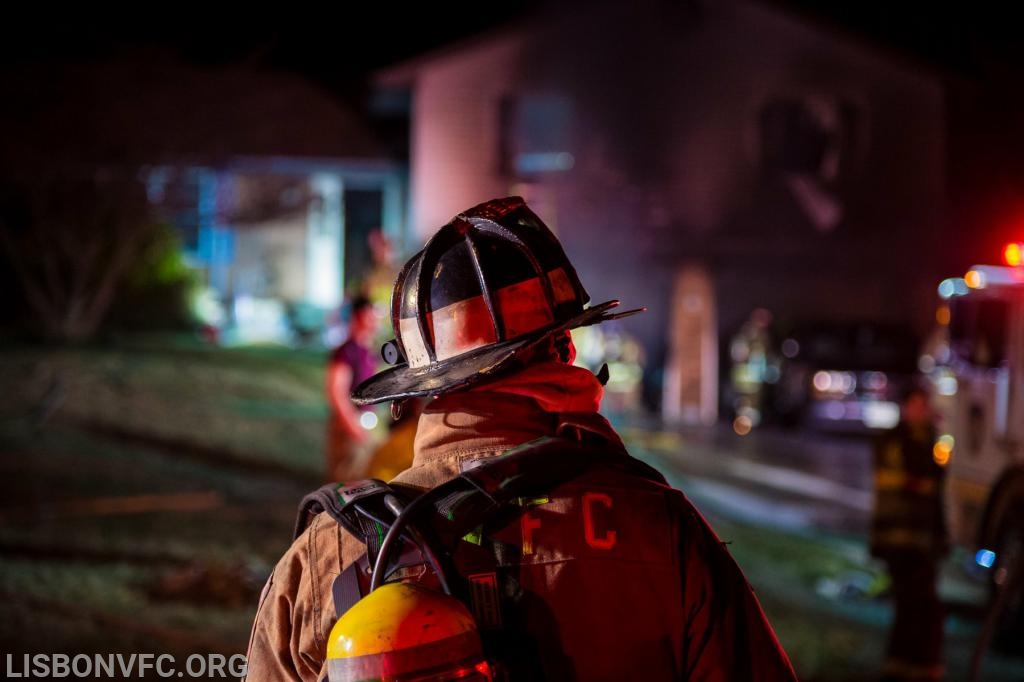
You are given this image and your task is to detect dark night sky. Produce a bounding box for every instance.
[0,5,542,100]
[4,3,1023,90]
[780,2,1024,77]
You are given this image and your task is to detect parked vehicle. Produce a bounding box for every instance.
[769,321,920,432]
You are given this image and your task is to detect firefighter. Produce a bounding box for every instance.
[245,196,796,681]
[871,385,948,681]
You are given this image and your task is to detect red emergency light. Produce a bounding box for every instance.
[1005,242,1023,267]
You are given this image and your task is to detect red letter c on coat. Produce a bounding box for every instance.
[583,492,617,550]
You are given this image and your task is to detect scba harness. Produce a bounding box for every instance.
[293,436,667,680]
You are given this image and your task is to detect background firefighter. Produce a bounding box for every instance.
[870,385,948,681]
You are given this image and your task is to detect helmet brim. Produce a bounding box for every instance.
[351,300,640,405]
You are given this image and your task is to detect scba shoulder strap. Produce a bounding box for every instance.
[293,478,418,563]
[295,478,426,615]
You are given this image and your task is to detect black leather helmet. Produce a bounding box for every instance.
[352,196,641,405]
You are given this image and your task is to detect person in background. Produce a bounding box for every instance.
[361,229,398,311]
[324,295,379,481]
[871,384,948,681]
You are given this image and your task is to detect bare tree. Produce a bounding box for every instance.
[0,166,156,342]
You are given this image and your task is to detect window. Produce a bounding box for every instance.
[950,298,1009,368]
[499,94,575,179]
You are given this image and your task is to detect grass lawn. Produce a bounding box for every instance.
[1,338,323,678]
[3,336,1023,680]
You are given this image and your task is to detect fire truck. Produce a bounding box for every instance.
[929,243,1024,642]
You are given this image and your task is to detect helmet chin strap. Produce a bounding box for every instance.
[555,331,575,364]
[549,330,607,383]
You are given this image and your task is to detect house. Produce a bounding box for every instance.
[2,55,407,344]
[375,0,946,421]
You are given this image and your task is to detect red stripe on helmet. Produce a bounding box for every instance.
[399,269,572,368]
